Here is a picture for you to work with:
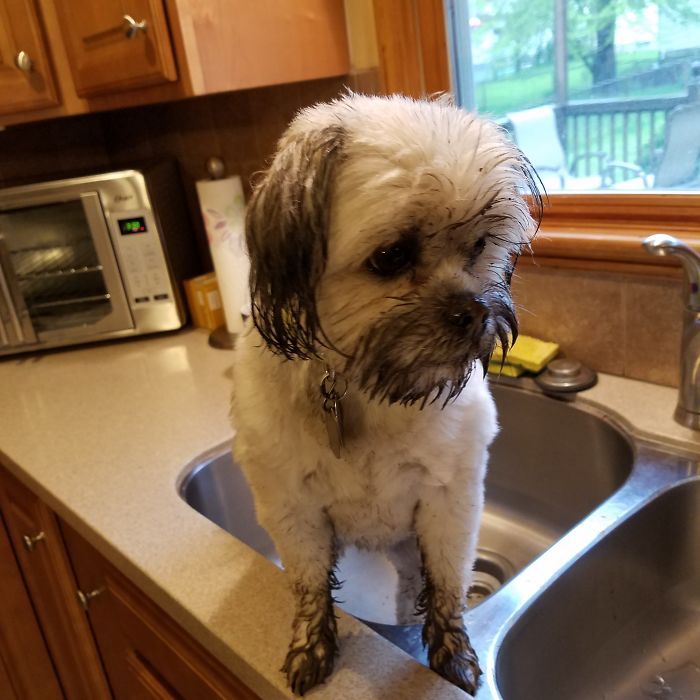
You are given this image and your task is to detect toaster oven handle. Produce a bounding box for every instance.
[0,234,37,346]
[0,271,13,346]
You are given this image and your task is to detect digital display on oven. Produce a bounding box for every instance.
[118,216,147,235]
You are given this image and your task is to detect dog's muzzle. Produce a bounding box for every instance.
[347,287,509,406]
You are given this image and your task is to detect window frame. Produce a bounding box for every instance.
[371,0,700,279]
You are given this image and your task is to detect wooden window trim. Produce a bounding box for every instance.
[372,1,700,278]
[372,0,450,97]
[528,192,700,278]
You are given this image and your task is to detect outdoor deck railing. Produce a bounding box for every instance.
[500,62,700,187]
[557,95,688,181]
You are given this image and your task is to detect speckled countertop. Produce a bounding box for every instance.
[1,329,699,700]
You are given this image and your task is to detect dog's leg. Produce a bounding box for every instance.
[269,510,339,695]
[415,490,482,696]
[388,537,422,625]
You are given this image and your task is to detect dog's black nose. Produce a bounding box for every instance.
[446,294,489,330]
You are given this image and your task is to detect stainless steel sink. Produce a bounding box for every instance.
[496,478,700,700]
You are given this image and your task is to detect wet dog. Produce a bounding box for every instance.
[231,93,540,695]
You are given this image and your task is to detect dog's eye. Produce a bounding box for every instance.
[472,237,486,257]
[464,237,487,269]
[367,238,418,278]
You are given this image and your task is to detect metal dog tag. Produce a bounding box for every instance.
[323,399,345,459]
[320,368,347,459]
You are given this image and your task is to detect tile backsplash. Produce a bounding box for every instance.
[513,265,683,388]
[0,76,349,268]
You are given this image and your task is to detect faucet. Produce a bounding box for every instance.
[643,233,700,429]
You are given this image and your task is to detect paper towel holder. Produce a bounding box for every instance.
[206,156,226,180]
[205,156,238,351]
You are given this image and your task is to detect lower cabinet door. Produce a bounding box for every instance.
[0,467,112,700]
[0,512,63,700]
[61,521,259,700]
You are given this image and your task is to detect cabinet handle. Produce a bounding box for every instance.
[14,51,33,72]
[77,586,105,611]
[123,14,148,39]
[22,531,46,551]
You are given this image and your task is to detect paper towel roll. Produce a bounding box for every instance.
[195,176,250,334]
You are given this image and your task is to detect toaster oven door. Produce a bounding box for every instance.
[0,192,133,351]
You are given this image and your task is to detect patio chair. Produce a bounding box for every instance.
[610,99,700,190]
[506,105,612,191]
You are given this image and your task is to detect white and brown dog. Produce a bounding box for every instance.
[231,93,541,696]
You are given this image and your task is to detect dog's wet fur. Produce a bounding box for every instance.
[232,93,541,695]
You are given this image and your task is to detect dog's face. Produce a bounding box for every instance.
[246,94,541,406]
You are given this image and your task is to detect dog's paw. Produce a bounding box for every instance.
[428,632,481,696]
[282,640,336,696]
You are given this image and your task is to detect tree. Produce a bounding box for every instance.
[570,0,618,84]
[477,0,700,86]
[472,0,552,76]
[575,0,700,84]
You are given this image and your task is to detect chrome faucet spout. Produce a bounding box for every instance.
[643,234,700,311]
[643,233,700,429]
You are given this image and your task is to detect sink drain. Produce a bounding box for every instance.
[467,550,515,608]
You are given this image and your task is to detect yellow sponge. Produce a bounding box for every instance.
[490,334,559,374]
[488,361,524,377]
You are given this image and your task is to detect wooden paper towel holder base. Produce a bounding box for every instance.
[208,325,236,350]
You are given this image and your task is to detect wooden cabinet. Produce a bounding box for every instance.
[54,0,177,97]
[0,464,260,700]
[62,522,259,700]
[173,0,349,94]
[0,0,350,127]
[0,511,63,700]
[0,468,112,699]
[0,0,60,115]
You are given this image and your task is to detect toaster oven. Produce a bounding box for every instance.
[0,162,201,357]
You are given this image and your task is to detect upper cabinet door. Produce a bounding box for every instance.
[54,0,177,97]
[174,0,350,94]
[0,0,60,115]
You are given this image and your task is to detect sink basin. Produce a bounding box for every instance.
[496,478,700,700]
[179,384,633,625]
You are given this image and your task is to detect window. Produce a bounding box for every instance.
[371,0,700,273]
[445,0,700,193]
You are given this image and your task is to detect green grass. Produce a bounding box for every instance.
[475,51,676,118]
[476,64,555,117]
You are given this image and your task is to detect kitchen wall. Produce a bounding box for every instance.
[513,265,682,388]
[0,75,353,267]
[0,77,681,388]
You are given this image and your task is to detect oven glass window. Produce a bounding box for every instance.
[0,200,114,333]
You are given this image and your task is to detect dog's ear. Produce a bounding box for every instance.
[246,124,345,359]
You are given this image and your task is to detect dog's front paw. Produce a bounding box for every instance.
[282,640,336,696]
[428,631,481,696]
